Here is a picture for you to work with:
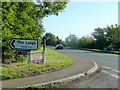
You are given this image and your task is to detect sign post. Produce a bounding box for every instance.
[42,36,47,63]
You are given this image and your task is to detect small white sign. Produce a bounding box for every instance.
[10,39,38,50]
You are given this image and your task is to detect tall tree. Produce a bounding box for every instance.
[44,32,57,46]
[56,36,62,45]
[105,24,120,49]
[65,34,78,48]
[78,36,94,48]
[91,24,120,50]
[91,27,108,49]
[2,2,68,63]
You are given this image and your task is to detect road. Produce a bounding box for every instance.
[47,46,119,88]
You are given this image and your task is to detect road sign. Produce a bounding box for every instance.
[10,39,38,50]
[16,50,29,55]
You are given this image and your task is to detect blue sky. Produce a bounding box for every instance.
[42,2,118,40]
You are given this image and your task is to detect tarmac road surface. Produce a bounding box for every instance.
[51,47,119,88]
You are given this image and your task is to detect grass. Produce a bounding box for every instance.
[80,48,120,54]
[64,46,120,54]
[1,49,74,80]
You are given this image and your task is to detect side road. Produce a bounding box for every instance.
[2,53,96,88]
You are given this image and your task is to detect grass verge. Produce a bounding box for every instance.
[1,49,74,80]
[80,48,120,54]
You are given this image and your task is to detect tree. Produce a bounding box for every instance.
[105,24,120,49]
[44,32,57,46]
[91,24,120,50]
[2,2,68,63]
[44,33,63,46]
[91,27,108,49]
[56,36,62,45]
[78,36,94,48]
[65,34,78,48]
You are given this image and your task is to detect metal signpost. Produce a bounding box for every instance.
[10,39,38,64]
[42,36,49,63]
[10,38,47,64]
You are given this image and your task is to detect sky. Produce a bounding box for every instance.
[42,1,118,41]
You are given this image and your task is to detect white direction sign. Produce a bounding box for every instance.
[10,39,38,50]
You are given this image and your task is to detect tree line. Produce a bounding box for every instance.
[44,32,63,46]
[2,2,67,64]
[42,24,120,51]
[65,24,120,50]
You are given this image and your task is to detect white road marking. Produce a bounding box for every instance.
[102,70,119,79]
[102,66,111,69]
[102,66,120,73]
[102,66,120,79]
[113,69,120,73]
